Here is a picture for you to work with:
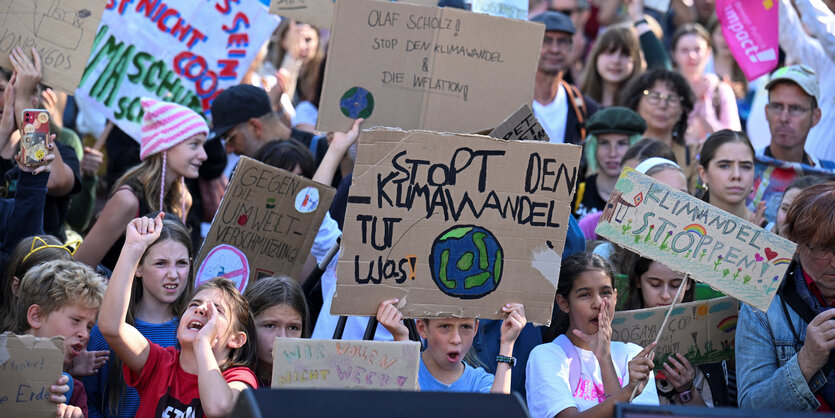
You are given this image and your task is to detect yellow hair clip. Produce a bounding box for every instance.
[21,237,81,263]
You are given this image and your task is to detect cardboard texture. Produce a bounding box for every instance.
[332,128,582,324]
[472,0,528,20]
[0,332,64,417]
[269,0,438,29]
[0,0,106,94]
[75,0,278,141]
[487,104,549,142]
[317,0,544,134]
[195,156,335,292]
[613,297,738,369]
[595,168,797,311]
[271,338,420,390]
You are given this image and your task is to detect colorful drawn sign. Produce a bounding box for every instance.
[595,168,798,311]
[317,0,544,133]
[612,297,738,369]
[75,0,279,141]
[0,332,64,418]
[0,0,106,94]
[271,338,421,390]
[716,0,778,80]
[332,128,582,324]
[195,157,335,290]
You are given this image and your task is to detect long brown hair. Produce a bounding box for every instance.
[111,153,187,220]
[580,25,643,104]
[191,277,259,371]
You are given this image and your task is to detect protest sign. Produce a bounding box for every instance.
[317,0,544,134]
[331,128,582,324]
[75,0,279,141]
[0,333,64,418]
[595,168,797,311]
[271,338,420,390]
[0,0,105,94]
[269,0,437,29]
[716,0,778,80]
[195,156,335,291]
[612,297,738,369]
[472,0,528,20]
[487,104,549,142]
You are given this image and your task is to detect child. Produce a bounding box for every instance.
[84,216,193,417]
[14,259,107,418]
[377,299,526,394]
[526,252,658,418]
[244,276,310,386]
[75,98,208,272]
[99,213,258,417]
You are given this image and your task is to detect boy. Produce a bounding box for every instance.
[14,260,106,418]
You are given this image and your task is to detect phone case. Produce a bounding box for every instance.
[21,109,50,165]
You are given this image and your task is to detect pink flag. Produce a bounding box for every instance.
[716,0,779,81]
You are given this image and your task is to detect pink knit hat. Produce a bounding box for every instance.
[140,98,208,160]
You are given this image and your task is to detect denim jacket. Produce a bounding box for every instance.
[736,264,828,411]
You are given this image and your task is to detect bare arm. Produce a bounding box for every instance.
[74,188,139,267]
[45,145,75,196]
[312,119,362,186]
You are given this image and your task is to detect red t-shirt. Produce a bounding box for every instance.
[124,341,257,417]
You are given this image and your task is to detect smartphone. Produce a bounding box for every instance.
[20,109,50,166]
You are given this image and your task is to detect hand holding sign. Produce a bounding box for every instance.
[376,299,410,342]
[797,308,835,381]
[626,342,657,399]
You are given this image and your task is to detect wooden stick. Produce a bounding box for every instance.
[629,274,690,402]
[93,121,113,151]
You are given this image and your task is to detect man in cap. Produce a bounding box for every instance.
[530,10,599,145]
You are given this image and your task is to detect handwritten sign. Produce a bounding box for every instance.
[0,0,105,94]
[271,338,420,390]
[0,333,64,418]
[316,0,544,134]
[472,0,528,20]
[74,0,279,141]
[269,0,438,29]
[331,128,582,324]
[194,157,335,290]
[595,168,797,311]
[613,297,738,369]
[487,104,549,142]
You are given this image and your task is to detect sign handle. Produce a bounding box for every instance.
[628,274,690,402]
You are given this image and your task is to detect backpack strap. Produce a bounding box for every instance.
[561,79,587,143]
[574,182,586,214]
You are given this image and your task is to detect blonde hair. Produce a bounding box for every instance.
[14,260,106,333]
[111,153,186,220]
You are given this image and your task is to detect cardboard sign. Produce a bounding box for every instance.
[0,333,64,417]
[331,128,582,324]
[487,104,549,142]
[317,0,544,134]
[612,297,738,369]
[195,156,335,291]
[717,0,778,80]
[472,0,528,20]
[271,338,420,390]
[0,0,106,94]
[269,0,438,29]
[595,168,797,311]
[75,0,279,141]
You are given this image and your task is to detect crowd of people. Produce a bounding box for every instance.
[2,0,835,417]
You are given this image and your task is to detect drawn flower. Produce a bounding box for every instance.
[697,304,709,316]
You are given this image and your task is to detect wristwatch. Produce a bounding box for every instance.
[677,382,694,403]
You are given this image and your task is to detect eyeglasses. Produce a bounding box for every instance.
[806,244,835,260]
[642,90,683,109]
[221,126,239,144]
[765,103,811,117]
[543,35,573,48]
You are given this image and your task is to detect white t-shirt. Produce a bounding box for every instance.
[526,335,659,418]
[532,85,569,144]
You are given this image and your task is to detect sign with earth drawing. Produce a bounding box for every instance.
[331,128,582,325]
[595,168,797,311]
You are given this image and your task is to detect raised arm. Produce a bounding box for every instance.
[312,118,362,186]
[491,303,526,394]
[795,0,835,62]
[98,214,164,374]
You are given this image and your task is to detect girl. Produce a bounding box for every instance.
[99,213,258,417]
[84,216,193,417]
[579,26,643,107]
[527,252,658,418]
[377,299,526,394]
[243,276,310,387]
[671,23,741,144]
[696,130,763,225]
[75,98,208,272]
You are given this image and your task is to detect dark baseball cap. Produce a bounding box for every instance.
[209,84,272,140]
[530,11,576,34]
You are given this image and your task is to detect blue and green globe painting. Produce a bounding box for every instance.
[340,87,374,119]
[429,225,504,299]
